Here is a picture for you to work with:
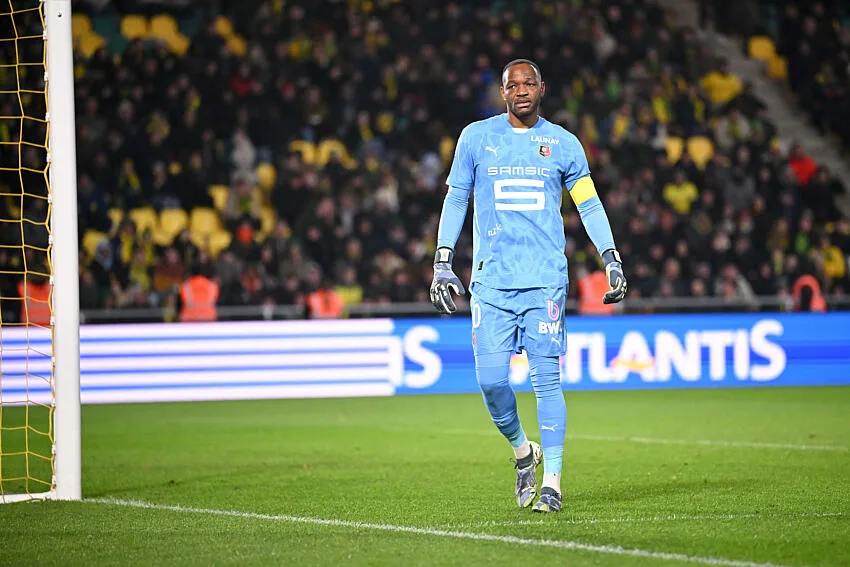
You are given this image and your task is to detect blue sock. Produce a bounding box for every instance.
[528,354,566,475]
[475,351,527,448]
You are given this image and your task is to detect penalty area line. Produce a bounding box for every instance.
[87,497,797,567]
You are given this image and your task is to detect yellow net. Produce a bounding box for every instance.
[0,0,55,501]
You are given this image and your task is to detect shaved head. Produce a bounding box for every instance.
[501,59,542,87]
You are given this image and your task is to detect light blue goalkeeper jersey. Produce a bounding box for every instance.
[446,113,589,290]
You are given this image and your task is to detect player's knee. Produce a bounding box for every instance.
[528,354,561,393]
[474,351,512,389]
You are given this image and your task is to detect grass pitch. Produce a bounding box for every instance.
[1,387,849,566]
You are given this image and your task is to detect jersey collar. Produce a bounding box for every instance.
[503,113,542,133]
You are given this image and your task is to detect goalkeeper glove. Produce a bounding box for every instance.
[601,249,628,304]
[430,247,465,314]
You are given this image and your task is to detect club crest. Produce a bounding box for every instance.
[547,299,560,320]
[538,145,551,157]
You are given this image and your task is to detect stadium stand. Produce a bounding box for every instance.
[733,1,850,150]
[2,0,847,322]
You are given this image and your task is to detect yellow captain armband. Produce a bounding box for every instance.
[568,176,598,206]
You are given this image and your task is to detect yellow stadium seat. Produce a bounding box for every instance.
[128,207,157,235]
[72,13,92,40]
[159,208,189,242]
[208,230,232,257]
[166,33,190,56]
[82,229,108,261]
[153,227,173,247]
[208,185,229,213]
[149,14,178,38]
[686,136,714,170]
[228,34,247,56]
[78,32,106,58]
[748,36,776,63]
[259,205,277,239]
[190,207,222,236]
[120,15,149,40]
[256,163,276,192]
[214,16,233,37]
[768,56,788,81]
[664,136,684,163]
[439,136,455,166]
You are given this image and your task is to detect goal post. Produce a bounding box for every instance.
[46,0,81,502]
[0,0,80,504]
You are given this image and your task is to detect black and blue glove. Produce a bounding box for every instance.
[601,249,628,304]
[430,247,466,314]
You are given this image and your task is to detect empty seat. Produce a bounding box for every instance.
[166,33,190,56]
[72,13,92,40]
[208,229,232,257]
[768,56,788,81]
[213,16,233,37]
[128,207,157,235]
[77,32,106,58]
[686,136,714,170]
[149,14,178,38]
[664,136,684,163]
[190,207,222,236]
[159,208,189,242]
[120,15,148,40]
[748,36,776,63]
[227,34,247,56]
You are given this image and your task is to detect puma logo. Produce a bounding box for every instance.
[541,424,558,432]
[485,146,499,156]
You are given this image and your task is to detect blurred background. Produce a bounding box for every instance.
[2,0,848,324]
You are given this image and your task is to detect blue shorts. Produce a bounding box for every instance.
[470,282,568,357]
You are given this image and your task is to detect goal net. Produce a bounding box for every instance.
[0,0,79,503]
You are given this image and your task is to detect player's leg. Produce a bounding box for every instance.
[471,284,542,507]
[475,351,528,453]
[527,352,565,512]
[517,286,568,512]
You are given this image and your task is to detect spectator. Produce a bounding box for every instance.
[663,170,699,215]
[52,0,846,317]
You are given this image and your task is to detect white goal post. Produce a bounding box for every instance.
[47,0,81,502]
[0,0,80,504]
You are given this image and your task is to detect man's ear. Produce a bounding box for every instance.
[540,80,546,98]
[500,87,507,102]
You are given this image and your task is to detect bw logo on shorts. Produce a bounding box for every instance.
[539,299,562,335]
[547,299,560,321]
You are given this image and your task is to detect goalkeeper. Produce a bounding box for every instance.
[430,59,627,513]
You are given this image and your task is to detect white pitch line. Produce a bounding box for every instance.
[567,434,850,452]
[447,511,847,529]
[87,497,797,567]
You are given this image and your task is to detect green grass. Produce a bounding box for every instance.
[1,387,849,566]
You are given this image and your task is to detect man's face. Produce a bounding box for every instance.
[501,63,545,118]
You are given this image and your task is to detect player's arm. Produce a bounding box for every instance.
[431,128,473,314]
[564,140,628,304]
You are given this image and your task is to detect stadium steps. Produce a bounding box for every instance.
[652,0,850,216]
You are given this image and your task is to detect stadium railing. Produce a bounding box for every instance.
[78,296,850,324]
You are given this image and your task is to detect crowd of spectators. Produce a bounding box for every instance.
[757,0,850,152]
[703,0,850,152]
[1,0,848,322]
